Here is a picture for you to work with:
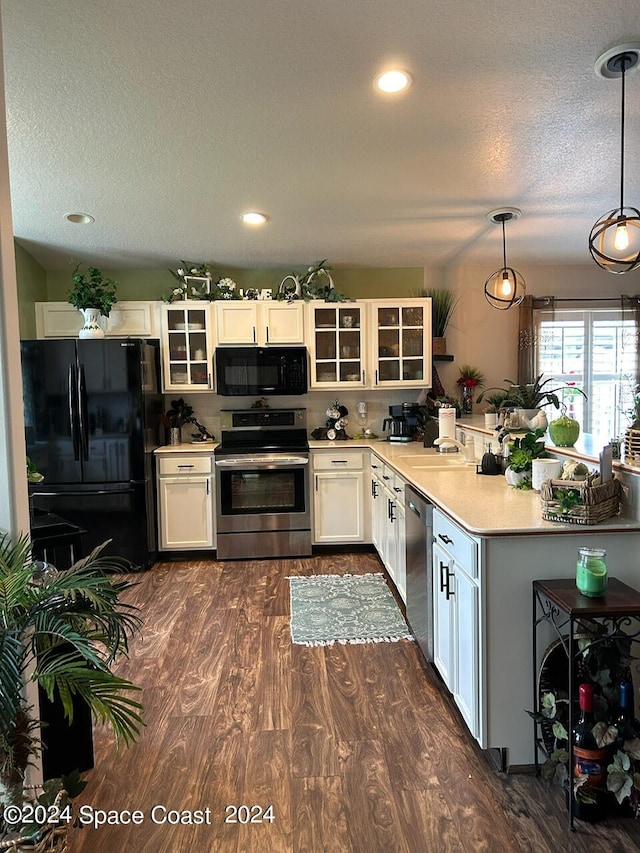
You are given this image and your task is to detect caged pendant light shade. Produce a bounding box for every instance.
[483,208,526,310]
[589,44,640,274]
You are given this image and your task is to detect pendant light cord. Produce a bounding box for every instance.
[620,56,627,212]
[502,217,507,270]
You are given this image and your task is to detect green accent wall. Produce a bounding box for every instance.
[15,242,46,339]
[15,245,425,334]
[44,265,425,302]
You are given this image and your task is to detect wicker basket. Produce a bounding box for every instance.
[624,427,640,465]
[540,472,622,525]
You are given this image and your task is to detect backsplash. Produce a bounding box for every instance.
[161,388,430,442]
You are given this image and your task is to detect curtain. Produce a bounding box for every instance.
[621,295,640,387]
[517,295,554,384]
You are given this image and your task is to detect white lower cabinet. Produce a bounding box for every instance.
[370,454,407,603]
[157,454,215,550]
[312,450,368,544]
[432,508,480,738]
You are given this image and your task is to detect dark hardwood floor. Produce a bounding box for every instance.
[66,553,640,852]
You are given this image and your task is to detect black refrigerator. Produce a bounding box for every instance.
[21,337,163,569]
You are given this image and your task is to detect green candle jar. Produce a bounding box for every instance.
[576,547,607,597]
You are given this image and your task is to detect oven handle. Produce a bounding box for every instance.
[215,457,309,468]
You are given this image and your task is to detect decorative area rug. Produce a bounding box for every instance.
[287,572,413,646]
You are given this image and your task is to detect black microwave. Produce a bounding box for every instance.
[215,346,308,396]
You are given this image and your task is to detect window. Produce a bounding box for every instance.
[535,307,638,440]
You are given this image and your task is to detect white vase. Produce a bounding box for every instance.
[78,307,105,338]
[505,466,527,487]
[484,412,498,428]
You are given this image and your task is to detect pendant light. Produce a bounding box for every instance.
[484,208,526,310]
[589,43,640,274]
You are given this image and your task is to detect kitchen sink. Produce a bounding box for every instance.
[396,454,471,471]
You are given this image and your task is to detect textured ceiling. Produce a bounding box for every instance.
[1,0,639,271]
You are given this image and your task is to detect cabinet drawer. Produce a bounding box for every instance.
[157,455,212,475]
[313,451,364,471]
[433,510,477,577]
[369,453,383,473]
[391,472,407,506]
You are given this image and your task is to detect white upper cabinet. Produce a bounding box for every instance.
[160,302,215,392]
[307,303,366,388]
[307,298,432,390]
[215,301,305,346]
[369,299,432,389]
[35,301,159,339]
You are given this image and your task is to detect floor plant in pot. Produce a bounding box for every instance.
[0,533,144,850]
[67,265,118,339]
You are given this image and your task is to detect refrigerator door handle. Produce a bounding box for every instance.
[69,363,81,461]
[77,364,89,462]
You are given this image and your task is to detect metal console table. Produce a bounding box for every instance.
[532,577,640,830]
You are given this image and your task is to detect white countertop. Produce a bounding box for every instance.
[156,436,640,537]
[310,436,640,537]
[155,442,218,454]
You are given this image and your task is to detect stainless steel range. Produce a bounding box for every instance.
[214,408,311,560]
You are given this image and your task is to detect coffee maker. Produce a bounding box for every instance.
[382,403,427,442]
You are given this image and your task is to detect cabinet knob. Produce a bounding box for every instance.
[438,533,454,545]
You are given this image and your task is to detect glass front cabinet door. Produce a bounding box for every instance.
[161,303,214,392]
[308,304,366,388]
[369,299,432,388]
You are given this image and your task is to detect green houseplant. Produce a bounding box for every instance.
[68,265,118,317]
[0,533,144,848]
[421,287,459,355]
[477,374,587,411]
[505,428,547,488]
[68,265,118,339]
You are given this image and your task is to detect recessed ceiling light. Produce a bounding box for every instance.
[375,69,411,93]
[65,212,95,224]
[241,211,268,225]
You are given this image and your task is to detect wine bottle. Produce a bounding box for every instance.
[611,680,639,817]
[572,683,609,822]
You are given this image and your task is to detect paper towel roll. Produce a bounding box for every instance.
[438,407,456,441]
[531,458,562,491]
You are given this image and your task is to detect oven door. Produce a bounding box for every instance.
[215,454,310,533]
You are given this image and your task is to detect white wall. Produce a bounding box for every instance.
[432,262,637,411]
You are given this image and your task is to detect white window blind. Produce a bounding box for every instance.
[535,307,637,439]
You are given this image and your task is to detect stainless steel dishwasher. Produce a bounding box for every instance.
[405,485,434,663]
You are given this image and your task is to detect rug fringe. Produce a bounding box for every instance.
[286,572,385,581]
[293,634,414,647]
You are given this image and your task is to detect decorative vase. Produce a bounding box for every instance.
[505,466,528,487]
[461,385,474,415]
[78,307,104,338]
[169,427,182,445]
[484,412,498,428]
[548,414,580,447]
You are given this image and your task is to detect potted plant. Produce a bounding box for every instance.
[478,375,587,430]
[68,265,118,339]
[0,533,144,849]
[505,427,547,488]
[481,391,508,428]
[456,365,484,415]
[421,287,459,355]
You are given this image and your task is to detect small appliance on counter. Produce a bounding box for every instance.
[382,403,427,442]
